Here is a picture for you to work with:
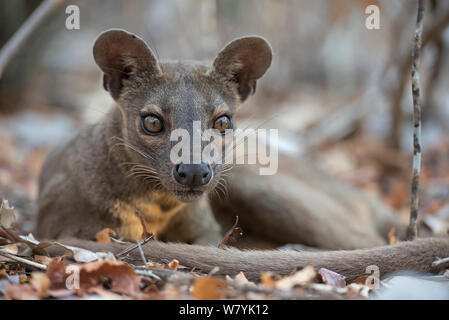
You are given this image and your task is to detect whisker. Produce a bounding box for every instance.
[110,136,156,161]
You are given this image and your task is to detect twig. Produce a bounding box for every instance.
[115,234,154,259]
[136,241,147,265]
[0,250,47,270]
[110,237,129,245]
[407,0,425,240]
[134,269,161,281]
[389,9,449,148]
[431,257,449,268]
[0,0,64,78]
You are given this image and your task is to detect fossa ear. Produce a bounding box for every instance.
[211,36,272,102]
[93,29,161,100]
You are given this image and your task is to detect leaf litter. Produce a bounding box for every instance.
[0,200,377,300]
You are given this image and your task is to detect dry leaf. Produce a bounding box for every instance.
[191,276,228,300]
[19,274,28,284]
[46,257,140,296]
[0,244,19,255]
[46,257,69,290]
[95,228,116,243]
[147,259,179,270]
[88,286,127,300]
[346,283,370,298]
[33,255,53,266]
[0,199,16,229]
[235,272,249,284]
[162,283,191,300]
[276,266,316,290]
[30,272,51,298]
[17,234,53,255]
[147,261,167,269]
[5,284,37,300]
[261,272,277,288]
[0,268,8,280]
[317,268,346,288]
[352,275,370,286]
[55,242,98,263]
[167,259,179,271]
[79,259,141,296]
[48,289,76,298]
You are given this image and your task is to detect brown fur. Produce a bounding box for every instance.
[37,29,448,282]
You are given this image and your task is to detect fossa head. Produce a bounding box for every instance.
[93,29,272,201]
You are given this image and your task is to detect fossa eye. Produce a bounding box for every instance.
[213,115,232,134]
[142,115,163,134]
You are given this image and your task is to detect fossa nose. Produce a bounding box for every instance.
[173,162,212,188]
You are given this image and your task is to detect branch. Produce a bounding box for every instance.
[115,234,154,259]
[0,250,47,270]
[389,9,449,149]
[0,0,64,79]
[407,0,425,240]
[431,257,449,268]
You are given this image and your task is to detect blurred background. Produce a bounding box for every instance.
[0,0,448,234]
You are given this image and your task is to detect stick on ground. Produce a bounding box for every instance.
[408,0,425,240]
[0,250,47,271]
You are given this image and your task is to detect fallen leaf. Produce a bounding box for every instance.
[352,275,370,286]
[46,257,69,290]
[88,286,127,300]
[317,268,346,288]
[55,242,98,263]
[260,272,278,288]
[5,284,37,300]
[0,244,18,255]
[235,272,249,284]
[0,199,16,229]
[30,272,50,298]
[167,259,179,271]
[17,234,53,255]
[147,259,179,271]
[0,268,8,280]
[33,255,53,266]
[162,283,191,300]
[48,289,75,298]
[79,259,141,296]
[191,276,228,300]
[147,261,167,269]
[346,283,370,298]
[19,274,28,284]
[276,266,316,290]
[95,228,116,243]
